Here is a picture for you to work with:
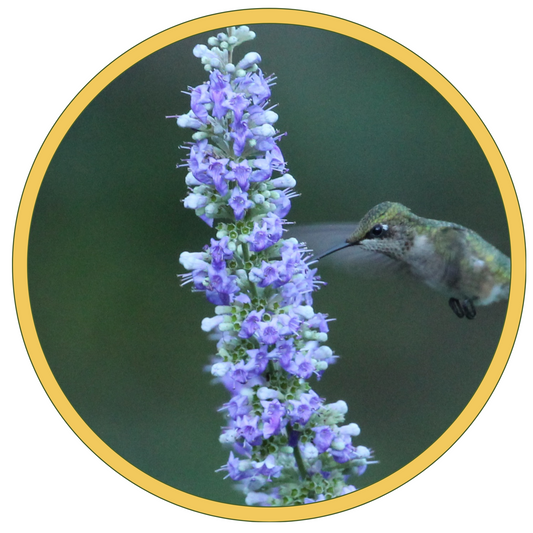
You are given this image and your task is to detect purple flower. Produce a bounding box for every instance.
[261,399,286,438]
[276,312,301,336]
[251,146,286,182]
[209,70,231,119]
[246,345,270,374]
[238,309,264,338]
[246,71,272,105]
[307,312,330,333]
[312,426,335,453]
[176,27,373,506]
[229,360,252,385]
[246,214,283,252]
[190,84,210,123]
[236,415,263,446]
[329,432,357,464]
[263,213,283,242]
[217,451,249,481]
[207,157,230,195]
[224,91,250,123]
[289,351,314,379]
[271,189,293,218]
[246,221,270,252]
[228,187,254,220]
[256,319,280,345]
[187,140,211,183]
[209,237,233,269]
[226,160,252,191]
[289,391,322,426]
[205,265,239,305]
[230,119,254,157]
[269,338,294,370]
[251,124,277,152]
[253,455,282,481]
[221,394,251,418]
[207,265,237,293]
[250,260,279,288]
[248,104,278,126]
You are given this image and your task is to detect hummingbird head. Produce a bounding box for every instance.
[346,202,416,258]
[315,202,417,261]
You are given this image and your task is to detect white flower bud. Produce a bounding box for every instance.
[263,110,278,124]
[329,400,348,414]
[179,251,207,270]
[313,345,333,360]
[193,44,208,58]
[192,131,209,141]
[295,305,315,319]
[355,446,372,458]
[201,315,224,332]
[219,430,237,444]
[252,123,275,138]
[340,423,361,437]
[314,360,328,372]
[270,174,296,188]
[177,112,203,130]
[301,442,319,460]
[331,438,346,451]
[253,193,265,204]
[214,305,233,315]
[237,52,261,71]
[185,172,202,186]
[211,361,231,377]
[257,387,280,400]
[183,193,208,210]
[204,203,219,216]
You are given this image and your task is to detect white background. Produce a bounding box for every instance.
[2,1,531,531]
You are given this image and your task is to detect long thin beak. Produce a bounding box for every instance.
[315,241,355,260]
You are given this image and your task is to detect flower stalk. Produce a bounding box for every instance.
[171,26,375,506]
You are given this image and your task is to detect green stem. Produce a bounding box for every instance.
[288,424,308,481]
[241,242,258,298]
[242,241,251,263]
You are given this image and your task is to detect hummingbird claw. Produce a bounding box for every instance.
[449,298,465,318]
[448,298,477,319]
[462,299,476,320]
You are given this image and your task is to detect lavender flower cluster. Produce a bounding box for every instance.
[173,26,374,506]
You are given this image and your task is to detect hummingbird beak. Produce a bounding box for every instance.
[315,241,356,260]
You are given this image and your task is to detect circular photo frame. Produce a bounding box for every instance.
[13,8,525,522]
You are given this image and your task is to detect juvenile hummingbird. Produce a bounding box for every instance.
[311,201,510,319]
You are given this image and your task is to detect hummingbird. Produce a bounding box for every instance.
[310,201,510,319]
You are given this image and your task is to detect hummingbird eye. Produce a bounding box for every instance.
[367,223,388,239]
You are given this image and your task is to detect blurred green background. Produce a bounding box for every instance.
[27,24,509,505]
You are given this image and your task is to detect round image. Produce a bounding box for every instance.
[13,9,525,521]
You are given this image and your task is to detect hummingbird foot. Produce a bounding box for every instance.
[449,298,476,319]
[462,299,476,319]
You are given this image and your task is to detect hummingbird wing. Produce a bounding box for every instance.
[288,222,406,276]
